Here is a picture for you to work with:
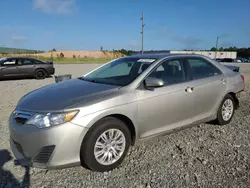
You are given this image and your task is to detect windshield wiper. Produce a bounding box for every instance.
[78,77,98,83]
[77,77,85,80]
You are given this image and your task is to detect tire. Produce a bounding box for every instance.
[216,94,235,125]
[35,69,47,79]
[80,117,131,172]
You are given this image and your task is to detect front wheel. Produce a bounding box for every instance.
[216,94,235,125]
[35,69,47,79]
[80,117,131,172]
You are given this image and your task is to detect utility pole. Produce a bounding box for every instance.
[216,36,219,49]
[140,12,145,54]
[215,36,219,58]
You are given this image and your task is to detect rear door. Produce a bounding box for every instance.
[0,58,20,77]
[18,59,36,76]
[185,57,227,122]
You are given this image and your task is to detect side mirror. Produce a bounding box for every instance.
[144,77,164,88]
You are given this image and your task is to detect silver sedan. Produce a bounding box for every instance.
[9,54,245,172]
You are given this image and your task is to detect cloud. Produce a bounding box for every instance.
[172,36,203,48]
[153,27,203,49]
[157,27,172,37]
[219,33,230,38]
[0,25,29,33]
[0,25,29,46]
[11,35,28,41]
[44,31,56,38]
[11,35,28,44]
[33,0,75,14]
[128,40,140,48]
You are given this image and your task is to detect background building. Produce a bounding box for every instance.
[133,50,237,59]
[170,50,237,59]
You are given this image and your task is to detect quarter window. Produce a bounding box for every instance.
[148,59,186,86]
[187,58,222,80]
[138,62,151,74]
[34,60,42,64]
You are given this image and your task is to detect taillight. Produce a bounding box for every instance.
[241,75,244,81]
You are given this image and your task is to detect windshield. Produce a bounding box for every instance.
[82,57,157,86]
[0,58,7,64]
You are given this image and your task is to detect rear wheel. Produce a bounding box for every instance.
[35,69,46,79]
[80,117,131,172]
[216,94,235,125]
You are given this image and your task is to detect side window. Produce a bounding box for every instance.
[187,58,222,80]
[2,59,16,66]
[148,59,186,86]
[21,59,33,65]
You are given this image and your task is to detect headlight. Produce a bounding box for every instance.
[26,111,79,128]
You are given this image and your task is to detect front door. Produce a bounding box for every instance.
[0,59,19,77]
[137,58,195,139]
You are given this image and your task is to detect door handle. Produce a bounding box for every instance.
[220,78,226,85]
[185,87,194,93]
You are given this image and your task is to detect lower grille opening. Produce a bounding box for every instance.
[12,139,24,155]
[33,145,55,164]
[15,117,28,124]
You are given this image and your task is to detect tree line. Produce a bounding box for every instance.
[210,47,250,58]
[2,47,250,59]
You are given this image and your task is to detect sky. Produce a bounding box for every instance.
[0,0,250,51]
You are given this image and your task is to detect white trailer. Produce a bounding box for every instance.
[170,50,237,59]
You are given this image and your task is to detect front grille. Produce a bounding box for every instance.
[33,145,55,164]
[13,110,33,124]
[12,139,24,155]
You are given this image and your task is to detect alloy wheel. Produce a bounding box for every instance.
[221,99,234,121]
[94,129,126,166]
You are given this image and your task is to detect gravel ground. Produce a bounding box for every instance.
[0,63,250,188]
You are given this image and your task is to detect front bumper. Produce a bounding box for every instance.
[9,113,89,169]
[47,67,55,75]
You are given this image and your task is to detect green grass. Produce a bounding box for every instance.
[52,57,115,64]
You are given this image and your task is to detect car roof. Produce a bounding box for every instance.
[3,56,43,62]
[128,53,207,59]
[5,56,36,60]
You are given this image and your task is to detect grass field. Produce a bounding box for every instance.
[0,55,117,64]
[50,57,114,64]
[0,49,124,64]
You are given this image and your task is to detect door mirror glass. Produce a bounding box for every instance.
[144,77,164,88]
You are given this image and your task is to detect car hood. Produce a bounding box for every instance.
[17,78,120,112]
